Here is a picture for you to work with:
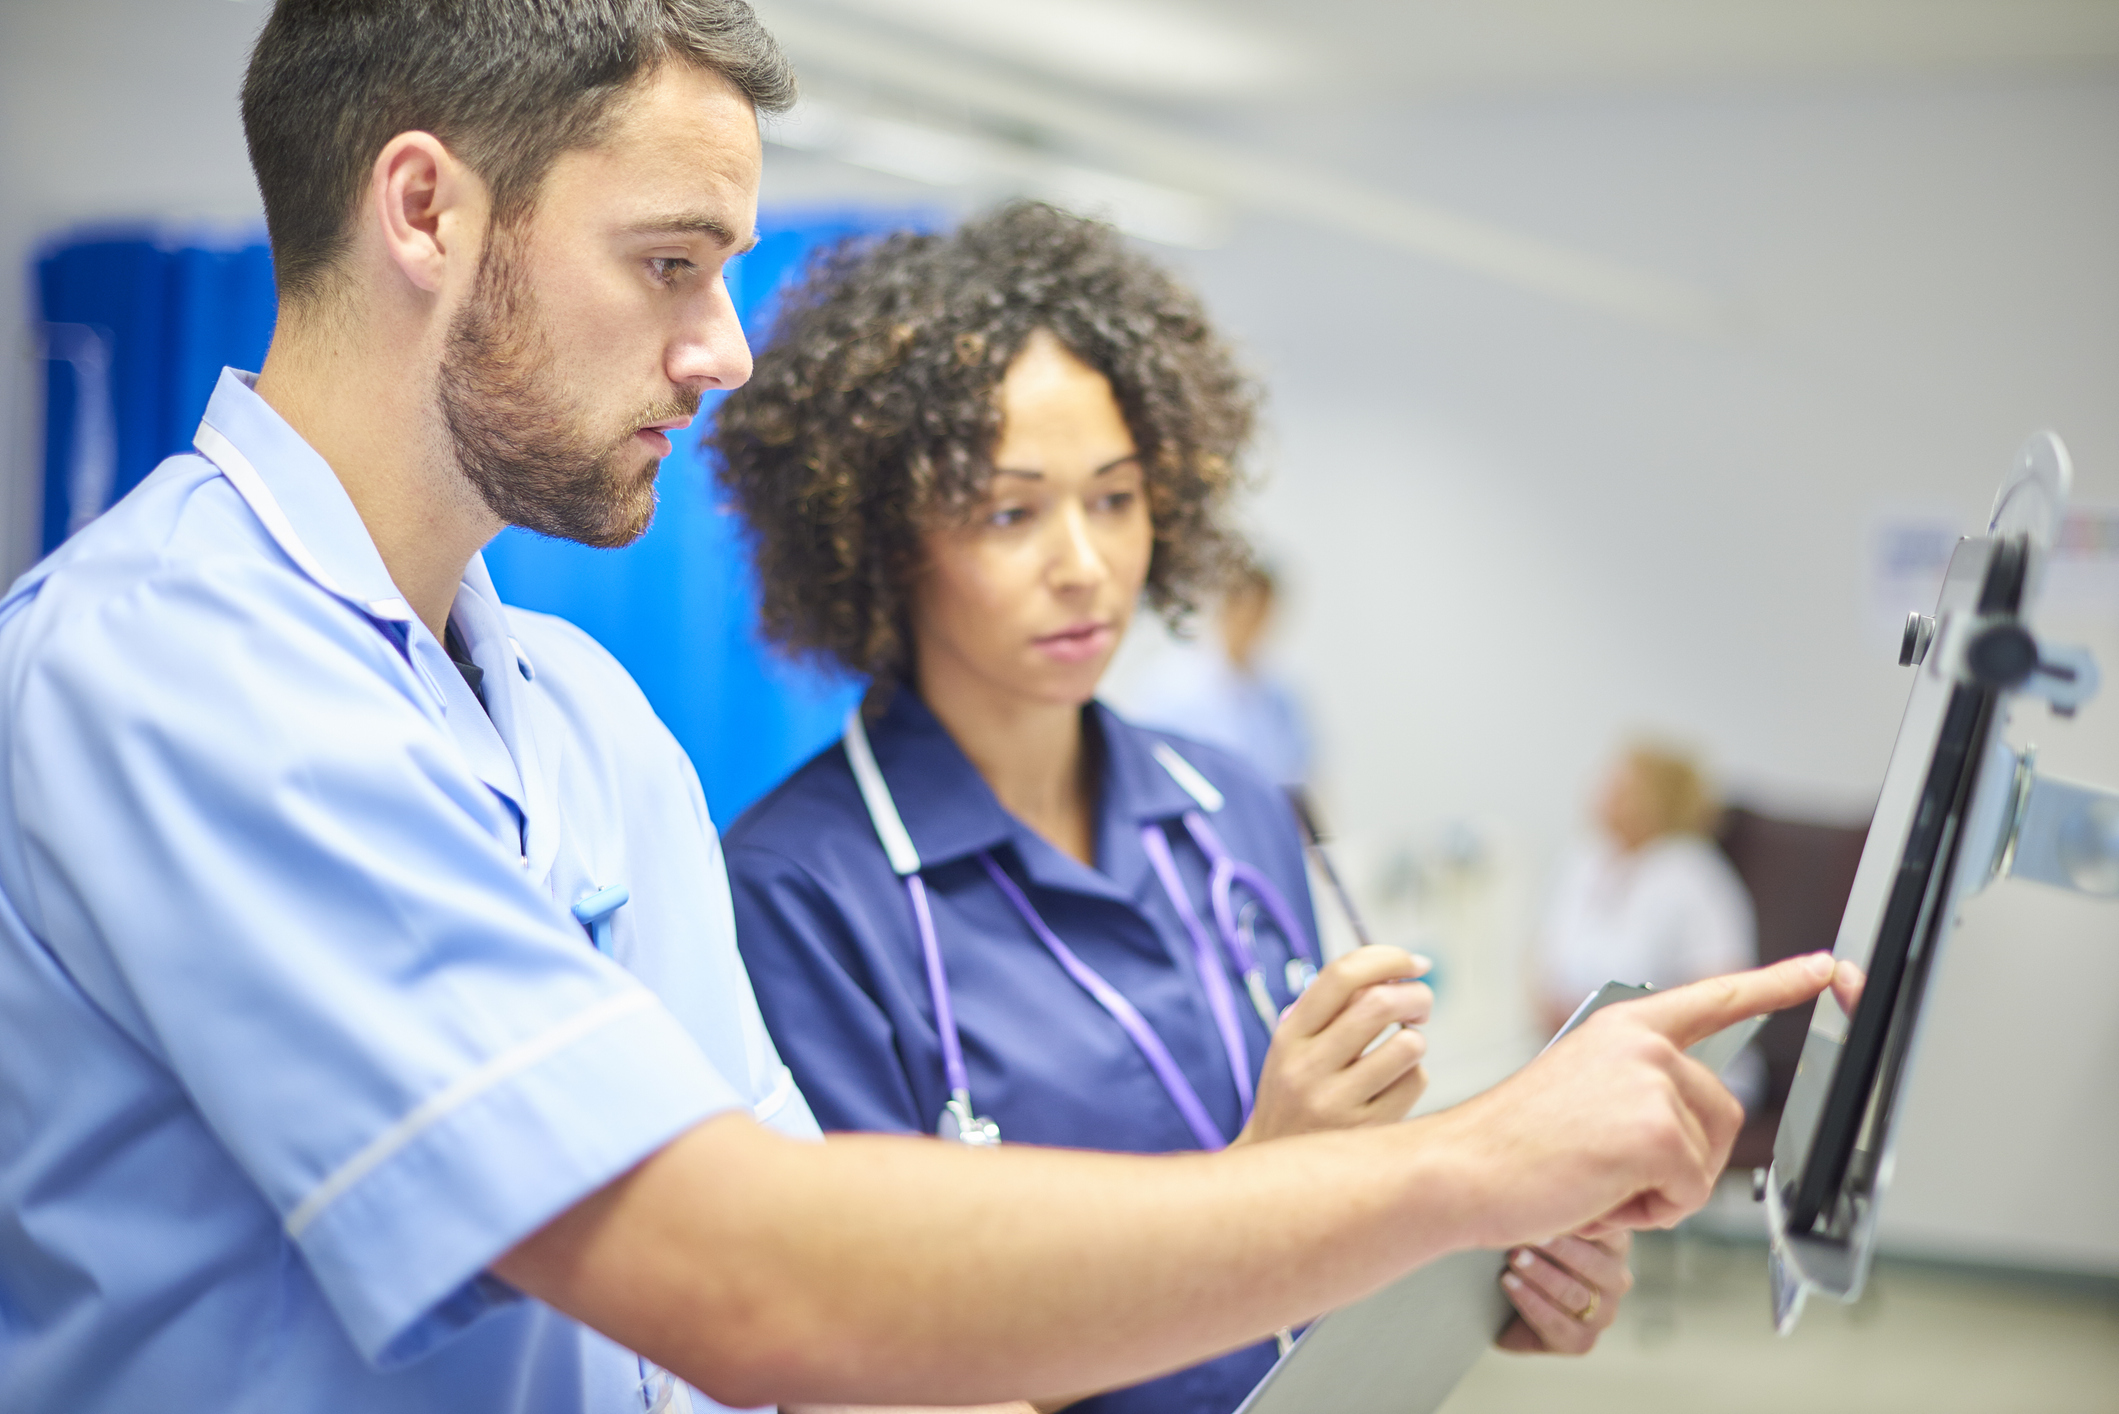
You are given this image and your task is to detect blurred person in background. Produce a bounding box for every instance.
[712,201,1634,1414]
[1535,743,1762,1101]
[1128,561,1313,789]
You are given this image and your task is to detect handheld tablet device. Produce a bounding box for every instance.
[1764,433,2116,1331]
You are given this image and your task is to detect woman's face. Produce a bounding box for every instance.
[1594,757,1659,852]
[911,329,1153,712]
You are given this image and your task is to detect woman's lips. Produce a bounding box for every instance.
[1034,622,1115,663]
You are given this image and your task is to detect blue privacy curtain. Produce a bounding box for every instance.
[38,233,278,552]
[36,211,916,823]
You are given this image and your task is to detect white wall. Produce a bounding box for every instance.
[3,2,2114,1272]
[1160,79,2118,837]
[1151,79,2119,1273]
[0,0,269,581]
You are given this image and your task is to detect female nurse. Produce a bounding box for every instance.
[712,202,1629,1414]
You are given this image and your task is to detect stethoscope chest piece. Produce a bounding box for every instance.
[938,1091,1001,1147]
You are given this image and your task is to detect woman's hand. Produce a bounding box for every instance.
[1233,945,1434,1146]
[1494,1231,1631,1355]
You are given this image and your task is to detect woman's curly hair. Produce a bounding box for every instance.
[710,200,1259,689]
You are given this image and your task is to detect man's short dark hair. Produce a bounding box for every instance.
[242,0,796,306]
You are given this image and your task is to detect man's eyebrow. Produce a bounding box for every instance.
[624,214,758,254]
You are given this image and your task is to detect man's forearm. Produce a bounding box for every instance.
[498,956,1835,1410]
[501,1112,1479,1409]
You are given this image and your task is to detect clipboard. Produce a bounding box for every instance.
[1230,1246,1513,1414]
[1235,980,1764,1414]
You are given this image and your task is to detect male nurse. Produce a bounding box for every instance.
[0,2,1836,1411]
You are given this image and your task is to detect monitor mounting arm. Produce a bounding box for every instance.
[1906,609,2119,902]
[1989,751,2119,899]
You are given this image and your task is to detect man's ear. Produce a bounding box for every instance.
[370,131,485,297]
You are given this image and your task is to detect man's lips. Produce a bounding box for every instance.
[634,415,692,458]
[1034,621,1115,663]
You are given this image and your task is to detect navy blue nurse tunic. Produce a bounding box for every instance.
[725,688,1322,1414]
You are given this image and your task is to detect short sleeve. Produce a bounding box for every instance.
[3,558,743,1365]
[725,844,927,1136]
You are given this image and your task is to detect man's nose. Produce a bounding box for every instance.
[668,274,753,394]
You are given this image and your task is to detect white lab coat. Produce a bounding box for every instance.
[1539,834,1758,1007]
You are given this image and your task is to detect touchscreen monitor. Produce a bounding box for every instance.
[1764,434,2070,1331]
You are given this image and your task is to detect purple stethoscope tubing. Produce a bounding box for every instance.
[1136,823,1257,1121]
[978,853,1230,1151]
[842,711,1319,1150]
[1183,810,1320,1020]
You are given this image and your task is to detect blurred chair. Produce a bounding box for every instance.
[1714,804,1869,1171]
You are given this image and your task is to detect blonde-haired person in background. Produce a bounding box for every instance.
[1536,745,1761,1092]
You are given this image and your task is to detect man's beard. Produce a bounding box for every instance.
[437,236,697,548]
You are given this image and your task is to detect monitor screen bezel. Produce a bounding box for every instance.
[1773,534,2027,1238]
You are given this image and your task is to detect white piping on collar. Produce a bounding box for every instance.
[842,707,922,877]
[193,423,412,623]
[1150,741,1225,813]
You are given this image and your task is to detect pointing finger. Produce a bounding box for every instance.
[1830,959,1868,1016]
[1624,953,1835,1051]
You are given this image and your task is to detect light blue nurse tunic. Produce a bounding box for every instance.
[725,687,1322,1414]
[0,369,817,1413]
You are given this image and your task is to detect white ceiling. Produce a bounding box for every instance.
[1206,0,2119,97]
[750,0,2119,328]
[770,0,2119,103]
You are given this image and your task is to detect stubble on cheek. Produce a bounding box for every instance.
[436,237,675,549]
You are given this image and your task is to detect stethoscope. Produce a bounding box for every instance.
[843,708,1324,1151]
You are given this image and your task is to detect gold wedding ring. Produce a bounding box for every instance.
[1571,1288,1600,1324]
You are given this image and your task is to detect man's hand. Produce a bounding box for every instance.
[1235,946,1433,1145]
[1430,952,1837,1250]
[1494,1232,1631,1355]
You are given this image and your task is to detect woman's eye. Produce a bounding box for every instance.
[1098,490,1137,513]
[987,505,1031,528]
